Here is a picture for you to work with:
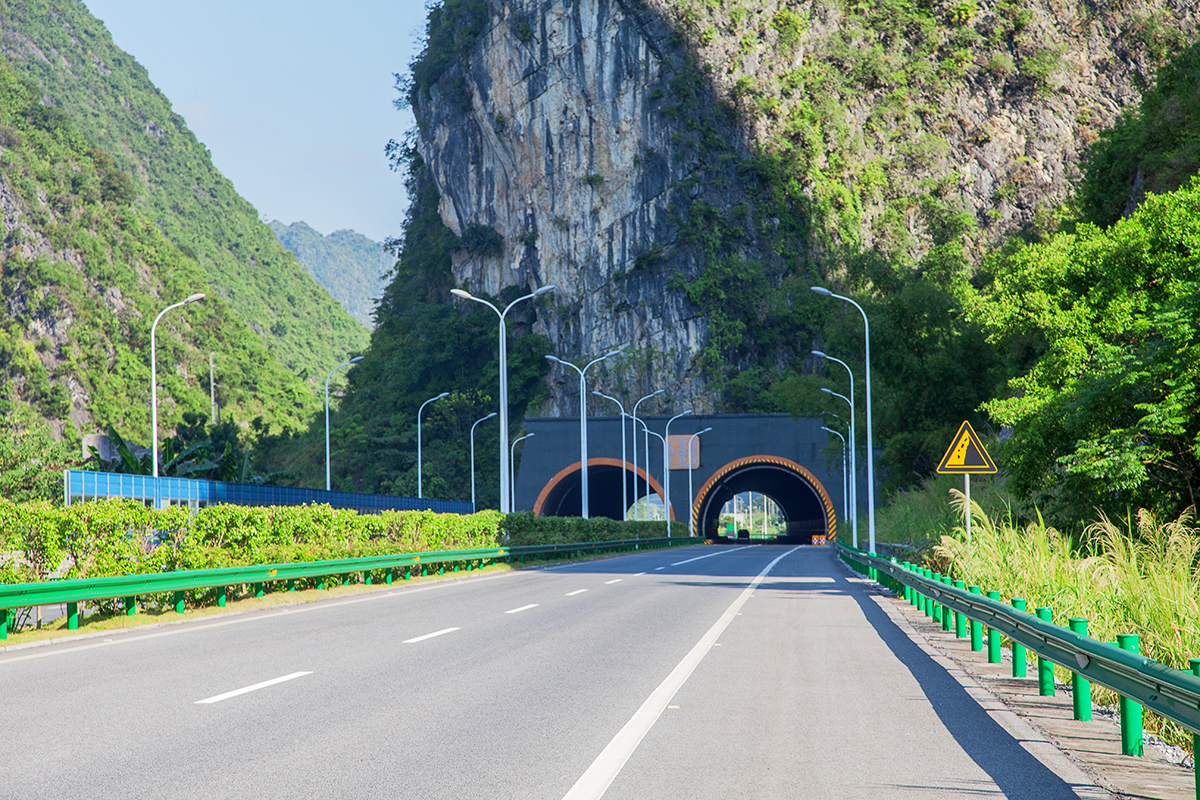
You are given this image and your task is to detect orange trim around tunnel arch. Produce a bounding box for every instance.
[532,457,672,519]
[690,454,838,541]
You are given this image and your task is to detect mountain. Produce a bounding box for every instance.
[324,0,1200,508]
[269,221,389,328]
[0,0,368,386]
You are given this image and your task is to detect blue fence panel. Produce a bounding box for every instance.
[64,470,472,515]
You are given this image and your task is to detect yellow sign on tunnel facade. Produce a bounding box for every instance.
[936,421,997,474]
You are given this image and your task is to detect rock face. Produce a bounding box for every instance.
[413,0,1196,416]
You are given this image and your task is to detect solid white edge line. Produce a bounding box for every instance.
[195,671,312,704]
[670,544,753,567]
[566,589,588,596]
[505,604,539,614]
[402,627,460,643]
[604,579,622,585]
[561,546,801,800]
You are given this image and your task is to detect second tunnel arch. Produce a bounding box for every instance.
[692,455,837,544]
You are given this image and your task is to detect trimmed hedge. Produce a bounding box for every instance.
[503,512,687,545]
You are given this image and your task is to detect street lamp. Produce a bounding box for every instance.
[545,348,623,518]
[687,427,712,537]
[812,286,876,553]
[150,293,204,505]
[826,412,854,542]
[510,432,534,511]
[417,391,450,498]
[470,411,498,510]
[814,350,857,544]
[630,389,664,521]
[821,425,849,542]
[634,418,670,537]
[592,390,628,520]
[325,356,364,491]
[451,284,555,513]
[663,410,693,527]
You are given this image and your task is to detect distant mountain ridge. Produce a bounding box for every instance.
[269,221,389,328]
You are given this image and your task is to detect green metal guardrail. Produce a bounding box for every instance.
[0,536,699,639]
[835,541,1200,797]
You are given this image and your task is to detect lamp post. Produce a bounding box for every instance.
[687,427,712,537]
[417,391,450,499]
[635,418,670,537]
[545,349,623,518]
[592,390,628,520]
[510,432,534,511]
[324,356,364,492]
[150,293,204,507]
[663,410,693,528]
[451,284,555,513]
[812,286,876,553]
[821,388,856,548]
[814,351,857,545]
[822,425,848,539]
[470,411,498,510]
[630,389,664,521]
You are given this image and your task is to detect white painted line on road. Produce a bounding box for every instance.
[671,545,753,567]
[604,579,622,585]
[561,545,802,800]
[565,589,588,596]
[505,604,539,614]
[654,566,665,571]
[195,671,311,704]
[632,572,645,577]
[403,627,460,643]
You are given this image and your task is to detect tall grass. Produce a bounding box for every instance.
[933,491,1200,751]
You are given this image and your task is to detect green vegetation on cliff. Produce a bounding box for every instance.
[269,221,388,328]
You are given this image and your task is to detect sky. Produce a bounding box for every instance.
[82,0,431,243]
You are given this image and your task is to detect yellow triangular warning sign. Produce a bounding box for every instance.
[936,421,997,474]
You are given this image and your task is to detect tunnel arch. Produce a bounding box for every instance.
[533,458,671,520]
[692,455,837,544]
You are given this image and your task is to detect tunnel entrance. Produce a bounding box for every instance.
[692,456,836,544]
[533,459,668,520]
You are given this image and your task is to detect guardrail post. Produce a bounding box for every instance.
[1189,658,1199,799]
[924,569,935,618]
[386,568,393,585]
[173,591,185,614]
[124,596,137,616]
[941,576,953,632]
[868,551,877,581]
[218,587,227,607]
[931,572,942,623]
[404,566,411,581]
[317,578,325,590]
[1068,618,1092,721]
[1036,607,1055,696]
[968,586,982,650]
[902,563,912,603]
[1,608,8,639]
[953,579,966,638]
[288,579,295,592]
[365,571,372,585]
[1011,598,1027,677]
[255,582,264,599]
[1117,634,1143,756]
[67,601,79,629]
[986,590,1001,662]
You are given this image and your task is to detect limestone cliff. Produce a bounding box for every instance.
[410,0,1195,416]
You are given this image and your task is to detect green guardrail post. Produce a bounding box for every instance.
[316,578,325,591]
[941,576,953,632]
[1011,598,1027,677]
[1117,634,1143,756]
[218,586,227,607]
[124,596,136,616]
[67,601,79,629]
[255,582,264,599]
[365,571,372,585]
[1,608,8,640]
[174,591,185,614]
[1189,658,1199,800]
[386,568,393,585]
[986,590,1001,662]
[1068,618,1092,721]
[923,569,934,617]
[901,563,912,603]
[868,551,877,581]
[931,572,942,623]
[404,565,412,581]
[1036,607,1055,696]
[953,579,966,638]
[287,579,295,592]
[968,586,982,650]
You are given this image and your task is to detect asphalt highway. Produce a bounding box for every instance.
[0,545,1108,799]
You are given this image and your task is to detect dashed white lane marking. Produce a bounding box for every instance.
[403,627,460,643]
[195,671,312,704]
[654,567,665,571]
[671,545,753,567]
[505,604,539,614]
[604,579,622,585]
[561,546,801,800]
[565,589,588,596]
[633,572,646,577]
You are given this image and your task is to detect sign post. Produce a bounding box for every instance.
[936,421,997,541]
